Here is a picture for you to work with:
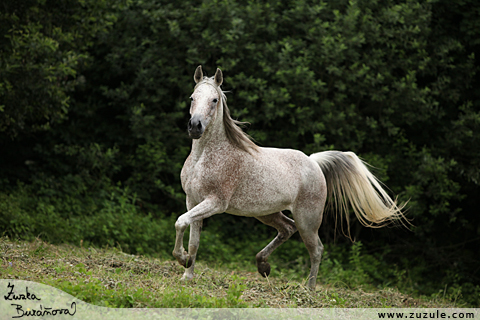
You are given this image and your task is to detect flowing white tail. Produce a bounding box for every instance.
[310,151,407,228]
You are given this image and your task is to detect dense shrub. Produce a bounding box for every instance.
[1,0,479,306]
[0,181,177,257]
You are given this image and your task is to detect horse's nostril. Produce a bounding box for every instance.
[188,118,202,134]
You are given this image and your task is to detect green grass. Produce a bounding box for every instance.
[0,237,464,308]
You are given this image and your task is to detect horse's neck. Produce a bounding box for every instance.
[190,119,231,162]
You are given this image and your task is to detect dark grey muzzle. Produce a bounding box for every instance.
[188,115,204,139]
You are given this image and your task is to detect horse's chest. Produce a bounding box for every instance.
[181,156,232,198]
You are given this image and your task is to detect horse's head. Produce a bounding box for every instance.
[188,65,223,139]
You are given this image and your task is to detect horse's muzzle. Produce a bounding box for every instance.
[188,116,204,139]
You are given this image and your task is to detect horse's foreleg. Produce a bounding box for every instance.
[255,212,297,277]
[172,197,225,269]
[181,219,203,280]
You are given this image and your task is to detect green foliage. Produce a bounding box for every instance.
[0,191,34,237]
[58,276,249,308]
[0,0,117,137]
[1,0,480,307]
[0,182,176,257]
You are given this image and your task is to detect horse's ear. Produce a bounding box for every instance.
[214,68,223,87]
[194,65,203,83]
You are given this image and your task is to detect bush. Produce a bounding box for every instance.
[1,0,479,306]
[0,181,176,258]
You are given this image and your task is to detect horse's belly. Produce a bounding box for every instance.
[225,203,293,217]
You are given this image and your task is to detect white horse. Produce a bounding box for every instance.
[172,66,406,289]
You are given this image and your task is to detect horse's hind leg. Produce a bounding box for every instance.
[255,212,297,277]
[293,207,324,290]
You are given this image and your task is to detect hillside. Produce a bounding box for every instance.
[0,237,462,309]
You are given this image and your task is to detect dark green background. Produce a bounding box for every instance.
[1,0,479,305]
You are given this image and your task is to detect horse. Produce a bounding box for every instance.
[172,66,406,289]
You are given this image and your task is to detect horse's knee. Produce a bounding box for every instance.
[175,216,189,231]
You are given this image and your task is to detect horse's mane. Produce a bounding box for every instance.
[195,77,259,154]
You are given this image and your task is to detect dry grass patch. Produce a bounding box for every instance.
[0,237,458,308]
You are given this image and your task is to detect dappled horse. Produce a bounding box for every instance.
[172,66,406,289]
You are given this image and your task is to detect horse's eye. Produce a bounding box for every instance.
[212,99,218,104]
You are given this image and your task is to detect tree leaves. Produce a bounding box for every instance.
[1,0,479,290]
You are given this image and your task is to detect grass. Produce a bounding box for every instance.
[0,237,463,308]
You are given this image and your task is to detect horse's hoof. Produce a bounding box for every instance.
[257,261,271,277]
[181,272,194,281]
[173,250,192,268]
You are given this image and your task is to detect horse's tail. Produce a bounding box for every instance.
[310,151,407,228]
